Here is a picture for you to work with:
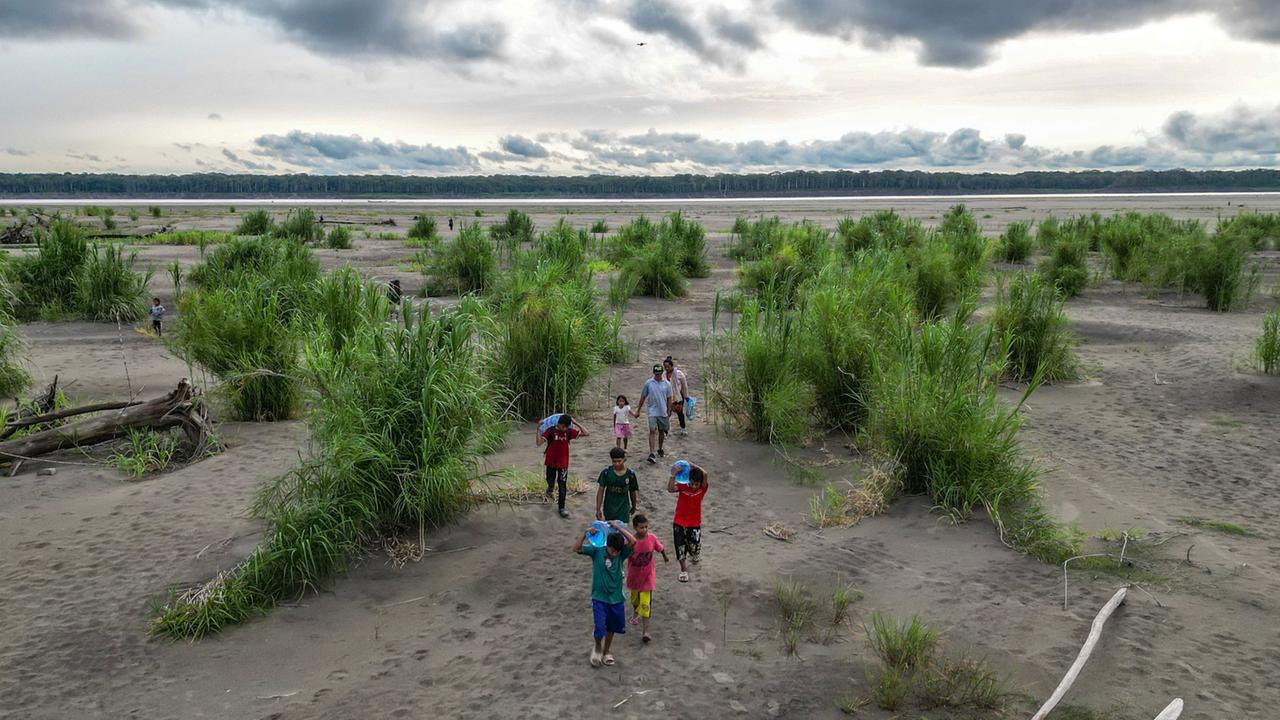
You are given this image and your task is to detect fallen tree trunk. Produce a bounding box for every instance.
[0,379,211,464]
[0,398,142,440]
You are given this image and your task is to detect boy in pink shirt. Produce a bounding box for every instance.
[624,513,669,643]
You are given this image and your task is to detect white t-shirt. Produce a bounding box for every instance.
[614,405,632,426]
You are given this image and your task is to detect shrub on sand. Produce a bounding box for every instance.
[153,305,507,638]
[1254,306,1280,375]
[324,226,353,250]
[991,272,1078,383]
[997,221,1033,263]
[272,208,322,243]
[490,209,535,245]
[407,216,439,246]
[234,209,273,236]
[74,243,152,322]
[620,240,687,299]
[1038,235,1089,299]
[662,211,710,278]
[422,223,496,296]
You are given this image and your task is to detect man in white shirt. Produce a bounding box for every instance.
[637,364,672,464]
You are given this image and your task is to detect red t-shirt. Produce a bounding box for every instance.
[673,482,707,527]
[542,426,580,469]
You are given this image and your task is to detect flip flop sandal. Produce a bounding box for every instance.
[678,571,689,582]
[590,650,603,668]
[603,654,616,666]
[642,634,652,644]
[629,615,640,626]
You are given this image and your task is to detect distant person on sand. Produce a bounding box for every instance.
[663,357,688,436]
[596,447,639,523]
[576,519,636,667]
[538,414,587,518]
[625,513,668,643]
[150,297,165,337]
[448,217,454,231]
[638,364,672,465]
[667,461,708,583]
[613,394,635,450]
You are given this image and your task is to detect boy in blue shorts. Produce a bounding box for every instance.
[575,519,636,667]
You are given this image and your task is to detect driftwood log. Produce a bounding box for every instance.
[1031,587,1129,720]
[0,379,211,465]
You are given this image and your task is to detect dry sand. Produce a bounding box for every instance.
[1,196,1278,719]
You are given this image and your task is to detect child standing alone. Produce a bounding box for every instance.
[613,395,635,450]
[150,297,165,337]
[625,513,668,643]
[575,520,636,667]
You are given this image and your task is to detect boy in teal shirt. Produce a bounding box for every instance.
[574,519,636,668]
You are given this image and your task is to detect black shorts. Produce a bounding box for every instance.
[672,523,701,562]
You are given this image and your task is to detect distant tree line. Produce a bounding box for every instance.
[2,169,1279,198]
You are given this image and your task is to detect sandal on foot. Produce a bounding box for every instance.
[629,615,640,626]
[642,634,652,644]
[590,650,602,667]
[678,571,689,582]
[603,654,615,666]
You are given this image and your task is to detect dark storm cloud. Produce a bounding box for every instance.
[66,151,104,163]
[4,147,32,156]
[0,0,140,40]
[6,0,505,63]
[1162,105,1280,155]
[770,0,1279,67]
[710,10,763,50]
[625,0,717,61]
[499,135,550,158]
[252,130,478,172]
[160,0,508,62]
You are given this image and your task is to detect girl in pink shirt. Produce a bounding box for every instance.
[625,513,669,643]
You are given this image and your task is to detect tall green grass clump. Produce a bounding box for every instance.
[711,298,814,444]
[661,211,710,278]
[590,219,609,236]
[837,210,924,256]
[174,285,300,420]
[0,275,30,396]
[727,215,782,260]
[1191,232,1260,312]
[939,204,980,238]
[739,222,831,305]
[605,215,659,264]
[152,303,507,639]
[272,208,322,243]
[1217,212,1280,250]
[407,215,439,247]
[75,244,152,322]
[145,230,233,246]
[535,218,590,272]
[1254,306,1280,375]
[1038,234,1089,299]
[862,307,1077,562]
[490,209,535,245]
[5,219,151,322]
[234,209,273,236]
[175,236,321,420]
[490,263,625,419]
[992,273,1078,383]
[619,240,687,299]
[325,226,353,250]
[997,221,1033,263]
[421,223,497,296]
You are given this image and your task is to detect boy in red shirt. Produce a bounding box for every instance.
[538,414,588,518]
[666,461,708,582]
[625,513,668,643]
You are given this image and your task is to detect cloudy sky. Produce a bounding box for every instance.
[2,0,1280,176]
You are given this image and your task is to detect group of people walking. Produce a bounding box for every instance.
[534,357,708,668]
